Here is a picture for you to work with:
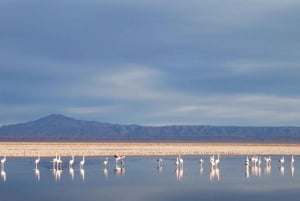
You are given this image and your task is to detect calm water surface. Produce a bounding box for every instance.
[0,156,299,201]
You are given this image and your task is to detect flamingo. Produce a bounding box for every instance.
[179,155,184,167]
[103,157,109,168]
[264,156,271,166]
[175,155,183,168]
[258,157,262,166]
[51,154,58,170]
[69,156,75,169]
[79,156,85,169]
[57,156,62,170]
[215,154,220,167]
[291,155,295,165]
[0,156,6,169]
[245,156,249,166]
[210,155,216,167]
[175,157,180,166]
[278,156,285,166]
[34,155,40,169]
[157,158,163,166]
[114,154,126,167]
[199,158,204,166]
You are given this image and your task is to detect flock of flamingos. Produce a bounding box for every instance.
[0,154,296,182]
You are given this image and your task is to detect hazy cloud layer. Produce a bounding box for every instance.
[1,0,300,126]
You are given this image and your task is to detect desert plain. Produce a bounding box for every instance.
[0,142,299,157]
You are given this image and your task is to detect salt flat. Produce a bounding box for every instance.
[0,142,299,157]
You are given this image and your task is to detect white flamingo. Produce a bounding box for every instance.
[51,154,58,170]
[34,155,40,169]
[0,156,6,169]
[215,154,220,167]
[199,158,204,166]
[175,155,183,168]
[175,157,180,166]
[103,157,109,168]
[79,156,85,169]
[264,156,271,166]
[291,155,295,165]
[69,156,75,169]
[278,156,285,166]
[210,155,216,167]
[179,155,184,167]
[157,158,163,166]
[258,157,262,166]
[245,156,249,166]
[57,156,62,170]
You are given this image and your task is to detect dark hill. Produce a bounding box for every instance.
[0,114,300,142]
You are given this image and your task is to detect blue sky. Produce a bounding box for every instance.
[1,0,300,126]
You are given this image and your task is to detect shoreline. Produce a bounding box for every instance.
[0,142,299,157]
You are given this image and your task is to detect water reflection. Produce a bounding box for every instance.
[245,165,250,179]
[157,165,163,173]
[279,165,285,176]
[114,165,125,175]
[1,156,300,201]
[103,168,108,178]
[209,166,220,181]
[291,164,295,177]
[175,167,183,181]
[250,165,261,177]
[1,169,6,182]
[34,168,40,181]
[52,169,62,182]
[264,164,272,176]
[199,166,204,176]
[80,168,85,181]
[69,168,74,180]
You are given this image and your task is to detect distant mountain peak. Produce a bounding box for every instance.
[38,114,73,121]
[1,114,300,142]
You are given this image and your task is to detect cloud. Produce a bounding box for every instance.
[72,64,166,101]
[224,60,300,74]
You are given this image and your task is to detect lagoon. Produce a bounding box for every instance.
[0,156,299,201]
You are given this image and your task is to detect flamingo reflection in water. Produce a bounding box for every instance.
[34,168,40,181]
[175,166,183,181]
[264,164,272,176]
[103,168,108,178]
[80,168,85,181]
[209,166,220,181]
[291,164,295,177]
[1,169,6,182]
[245,165,250,179]
[279,165,285,176]
[69,167,74,180]
[54,169,62,182]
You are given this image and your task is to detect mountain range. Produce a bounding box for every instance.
[0,114,300,142]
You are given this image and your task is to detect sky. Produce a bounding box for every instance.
[1,0,300,126]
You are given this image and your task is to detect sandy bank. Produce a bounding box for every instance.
[0,142,299,157]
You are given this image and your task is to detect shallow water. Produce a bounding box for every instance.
[0,156,299,201]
